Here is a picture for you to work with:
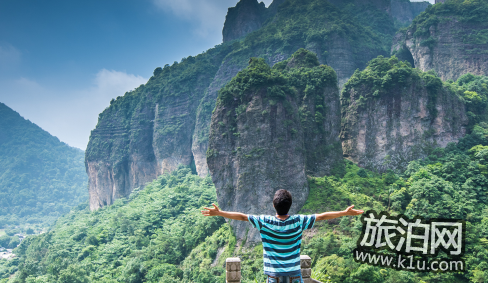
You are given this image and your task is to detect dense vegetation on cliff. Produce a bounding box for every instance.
[0,103,87,232]
[343,56,488,133]
[226,0,396,71]
[391,0,488,82]
[409,0,488,40]
[215,49,343,176]
[341,55,469,172]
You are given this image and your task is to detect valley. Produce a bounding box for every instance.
[1,0,488,282]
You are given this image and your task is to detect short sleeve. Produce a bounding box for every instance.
[248,215,261,230]
[301,214,316,230]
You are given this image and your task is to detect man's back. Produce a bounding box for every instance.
[248,214,316,277]
[201,189,363,282]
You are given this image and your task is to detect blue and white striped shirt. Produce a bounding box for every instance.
[248,214,316,277]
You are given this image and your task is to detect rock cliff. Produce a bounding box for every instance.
[85,46,232,210]
[392,0,488,81]
[390,0,430,27]
[341,56,468,172]
[207,50,343,241]
[87,0,429,210]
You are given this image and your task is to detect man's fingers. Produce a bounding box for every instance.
[212,203,219,209]
[347,205,355,211]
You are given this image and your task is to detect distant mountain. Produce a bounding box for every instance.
[0,102,87,230]
[392,0,488,81]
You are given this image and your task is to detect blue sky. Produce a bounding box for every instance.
[0,0,432,150]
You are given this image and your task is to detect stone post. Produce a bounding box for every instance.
[300,255,312,282]
[226,257,241,283]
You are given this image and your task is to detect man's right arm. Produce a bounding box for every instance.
[201,203,249,221]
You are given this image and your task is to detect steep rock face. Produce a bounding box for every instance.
[390,0,430,27]
[86,47,231,210]
[192,0,405,177]
[222,0,267,42]
[341,56,468,172]
[207,50,343,241]
[87,0,423,209]
[86,97,157,209]
[392,1,488,81]
[192,59,242,177]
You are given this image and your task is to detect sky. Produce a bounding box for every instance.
[0,0,432,150]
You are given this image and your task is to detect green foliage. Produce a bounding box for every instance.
[342,56,451,121]
[410,0,488,39]
[420,36,437,50]
[464,29,488,44]
[300,160,389,216]
[0,103,87,229]
[297,126,488,282]
[218,49,336,116]
[452,74,488,130]
[226,0,396,70]
[2,167,224,282]
[343,56,414,98]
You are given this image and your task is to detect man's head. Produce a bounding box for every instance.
[273,189,292,215]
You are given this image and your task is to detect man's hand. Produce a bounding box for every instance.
[201,203,221,217]
[343,205,364,216]
[201,203,248,221]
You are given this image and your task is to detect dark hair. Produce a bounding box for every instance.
[273,189,292,215]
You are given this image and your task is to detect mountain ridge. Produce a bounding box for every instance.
[0,102,87,230]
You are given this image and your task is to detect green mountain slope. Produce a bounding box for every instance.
[7,128,488,282]
[0,102,87,230]
[391,0,488,81]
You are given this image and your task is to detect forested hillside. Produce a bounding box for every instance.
[392,0,488,81]
[5,123,488,282]
[0,103,87,232]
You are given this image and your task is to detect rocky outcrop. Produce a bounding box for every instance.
[85,88,204,210]
[86,97,158,209]
[87,0,428,210]
[207,50,343,241]
[192,59,243,177]
[392,3,488,81]
[390,0,430,27]
[222,0,267,42]
[341,56,468,173]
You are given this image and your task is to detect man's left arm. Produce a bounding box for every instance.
[315,205,364,221]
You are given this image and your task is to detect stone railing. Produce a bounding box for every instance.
[226,255,322,283]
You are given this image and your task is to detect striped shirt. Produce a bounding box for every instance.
[248,214,316,277]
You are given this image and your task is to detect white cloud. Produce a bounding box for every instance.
[0,44,21,72]
[152,0,273,37]
[153,0,228,37]
[0,70,147,150]
[93,69,147,100]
